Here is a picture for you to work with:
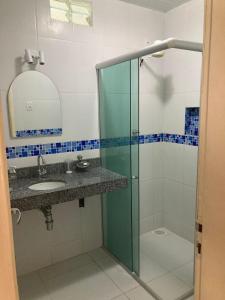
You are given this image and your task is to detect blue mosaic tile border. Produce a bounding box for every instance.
[139,134,162,144]
[6,139,100,159]
[6,134,198,159]
[185,107,199,136]
[16,128,62,138]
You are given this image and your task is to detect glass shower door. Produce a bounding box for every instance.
[99,59,139,274]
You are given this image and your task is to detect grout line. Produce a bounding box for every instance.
[88,249,140,296]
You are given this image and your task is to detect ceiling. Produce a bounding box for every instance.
[120,0,192,12]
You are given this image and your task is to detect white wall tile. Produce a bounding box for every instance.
[186,0,204,42]
[51,239,83,264]
[140,179,163,218]
[0,0,36,36]
[181,185,197,242]
[13,197,102,274]
[140,143,163,180]
[140,59,164,95]
[13,209,52,275]
[49,201,82,246]
[37,38,98,94]
[183,146,198,187]
[128,4,164,50]
[140,93,163,134]
[101,0,130,49]
[61,93,99,141]
[163,179,183,236]
[80,196,103,252]
[0,35,38,91]
[163,143,184,183]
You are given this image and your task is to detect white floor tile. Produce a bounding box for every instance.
[140,229,194,272]
[18,272,51,300]
[140,252,168,282]
[172,262,194,286]
[186,296,194,300]
[38,254,93,281]
[95,256,139,292]
[44,262,121,300]
[126,286,155,300]
[112,295,129,300]
[88,247,110,262]
[147,273,191,300]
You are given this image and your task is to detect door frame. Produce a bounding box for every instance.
[0,98,19,300]
[196,0,225,299]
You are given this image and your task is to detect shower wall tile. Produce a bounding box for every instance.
[139,93,164,134]
[159,0,203,242]
[140,143,163,180]
[140,179,163,219]
[139,60,164,95]
[140,213,163,235]
[181,185,196,242]
[183,145,198,187]
[163,92,186,135]
[163,143,184,183]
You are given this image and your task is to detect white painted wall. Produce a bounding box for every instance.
[0,0,164,274]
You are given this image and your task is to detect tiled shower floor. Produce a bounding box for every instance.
[18,248,155,300]
[140,228,194,300]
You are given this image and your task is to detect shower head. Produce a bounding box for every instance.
[140,40,165,66]
[150,40,165,58]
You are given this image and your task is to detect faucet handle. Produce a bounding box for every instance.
[77,155,83,161]
[8,166,17,174]
[8,166,17,179]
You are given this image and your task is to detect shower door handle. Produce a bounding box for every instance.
[132,176,139,180]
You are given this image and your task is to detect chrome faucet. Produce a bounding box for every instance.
[8,166,17,180]
[37,155,47,177]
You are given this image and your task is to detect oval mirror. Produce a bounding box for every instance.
[8,71,62,138]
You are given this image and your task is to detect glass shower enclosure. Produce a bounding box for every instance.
[98,59,140,274]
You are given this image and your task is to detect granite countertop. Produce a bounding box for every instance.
[10,159,128,211]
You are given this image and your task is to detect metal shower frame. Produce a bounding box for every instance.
[96,37,203,69]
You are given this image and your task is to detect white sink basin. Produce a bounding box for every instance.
[29,181,66,191]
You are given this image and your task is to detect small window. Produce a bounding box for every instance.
[50,0,92,26]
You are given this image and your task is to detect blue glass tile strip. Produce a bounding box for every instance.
[6,139,100,159]
[162,133,199,146]
[185,107,200,136]
[16,128,63,138]
[138,134,162,144]
[6,133,198,159]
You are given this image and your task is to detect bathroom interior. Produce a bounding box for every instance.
[0,0,204,299]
